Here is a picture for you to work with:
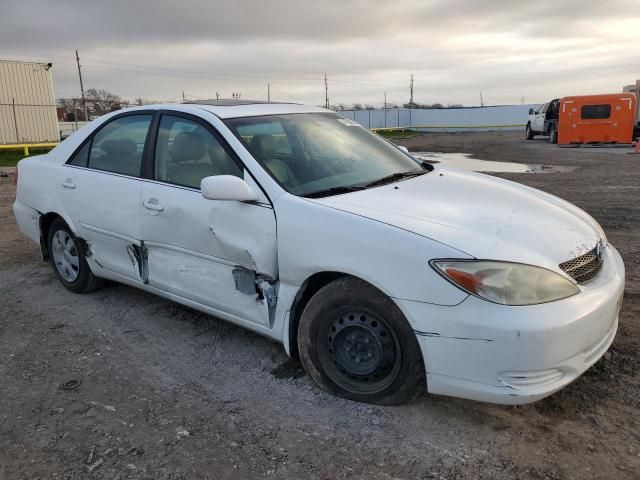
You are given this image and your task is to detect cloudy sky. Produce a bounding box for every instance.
[1,0,638,107]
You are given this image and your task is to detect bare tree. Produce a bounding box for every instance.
[85,88,123,115]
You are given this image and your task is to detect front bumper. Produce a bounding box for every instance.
[395,244,625,405]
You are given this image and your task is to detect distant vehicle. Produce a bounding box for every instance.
[558,93,638,145]
[526,99,560,143]
[13,101,624,405]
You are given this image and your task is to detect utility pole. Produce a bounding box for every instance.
[182,91,185,102]
[268,83,270,102]
[324,74,329,109]
[75,49,88,121]
[409,74,414,108]
[384,92,387,128]
[479,92,484,107]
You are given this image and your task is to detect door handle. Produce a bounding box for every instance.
[143,199,164,212]
[60,178,76,189]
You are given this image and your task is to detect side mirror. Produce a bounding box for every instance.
[398,145,409,154]
[528,108,534,115]
[201,175,259,202]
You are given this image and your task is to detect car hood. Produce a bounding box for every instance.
[309,167,604,272]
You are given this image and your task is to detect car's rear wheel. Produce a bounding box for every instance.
[298,277,425,405]
[548,123,558,144]
[526,123,534,140]
[47,218,105,293]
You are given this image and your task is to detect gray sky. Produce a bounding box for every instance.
[1,0,638,107]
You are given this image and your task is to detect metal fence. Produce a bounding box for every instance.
[339,104,535,131]
[0,101,94,144]
[0,101,60,144]
[59,120,90,138]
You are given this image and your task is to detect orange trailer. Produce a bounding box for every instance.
[558,93,637,145]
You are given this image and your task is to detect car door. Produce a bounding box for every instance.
[141,112,278,327]
[60,112,154,282]
[534,103,547,131]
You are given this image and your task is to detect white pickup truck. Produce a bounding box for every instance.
[526,98,560,143]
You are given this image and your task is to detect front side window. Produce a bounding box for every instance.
[581,104,611,120]
[88,115,152,176]
[154,115,243,189]
[225,113,424,196]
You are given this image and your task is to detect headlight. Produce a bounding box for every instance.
[430,260,580,306]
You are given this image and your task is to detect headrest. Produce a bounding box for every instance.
[100,138,137,155]
[250,134,275,159]
[170,131,206,163]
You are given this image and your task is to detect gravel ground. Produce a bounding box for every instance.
[0,131,638,479]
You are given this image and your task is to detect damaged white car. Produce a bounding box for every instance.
[14,101,624,405]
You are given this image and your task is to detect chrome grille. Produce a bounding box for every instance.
[559,245,603,284]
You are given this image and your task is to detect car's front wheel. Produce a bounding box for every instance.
[526,123,534,140]
[298,277,425,405]
[47,218,105,293]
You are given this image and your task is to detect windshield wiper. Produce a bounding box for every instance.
[364,170,425,188]
[302,185,366,198]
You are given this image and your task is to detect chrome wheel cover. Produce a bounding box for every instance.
[51,230,80,282]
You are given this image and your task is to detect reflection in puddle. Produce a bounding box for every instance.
[412,152,576,174]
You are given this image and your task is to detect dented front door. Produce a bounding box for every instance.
[140,180,278,327]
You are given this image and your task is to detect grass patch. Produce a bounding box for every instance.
[375,129,419,139]
[0,148,53,167]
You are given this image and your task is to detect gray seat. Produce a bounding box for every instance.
[250,134,297,186]
[93,138,140,176]
[167,131,214,188]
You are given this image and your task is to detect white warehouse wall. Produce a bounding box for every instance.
[340,104,537,131]
[0,59,60,144]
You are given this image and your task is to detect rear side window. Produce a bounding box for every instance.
[88,115,153,176]
[581,104,611,120]
[68,141,90,167]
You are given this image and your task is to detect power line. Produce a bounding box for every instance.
[270,85,306,102]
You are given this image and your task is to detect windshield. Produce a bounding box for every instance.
[225,112,425,197]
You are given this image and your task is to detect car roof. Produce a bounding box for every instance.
[178,100,330,119]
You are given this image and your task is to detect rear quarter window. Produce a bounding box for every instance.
[68,141,90,167]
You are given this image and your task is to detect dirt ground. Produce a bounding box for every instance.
[1,131,638,479]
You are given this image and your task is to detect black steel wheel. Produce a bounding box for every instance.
[298,277,425,405]
[320,310,401,395]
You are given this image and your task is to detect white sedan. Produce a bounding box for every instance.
[13,101,624,405]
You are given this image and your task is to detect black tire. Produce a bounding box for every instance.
[548,123,558,144]
[525,123,534,140]
[297,277,425,405]
[47,218,105,293]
